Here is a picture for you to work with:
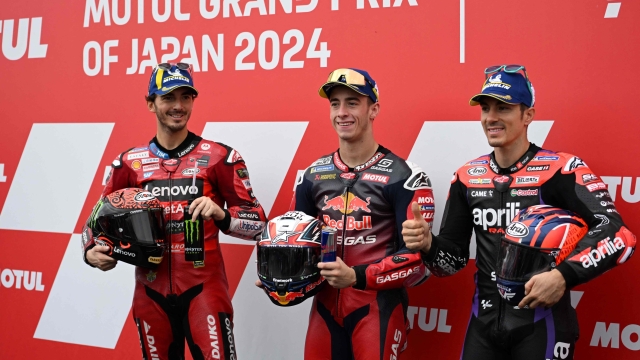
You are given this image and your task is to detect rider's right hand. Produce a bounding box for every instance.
[87,245,118,271]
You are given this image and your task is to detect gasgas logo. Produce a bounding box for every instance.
[322,192,371,214]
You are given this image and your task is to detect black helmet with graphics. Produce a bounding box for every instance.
[257,211,325,307]
[83,188,166,268]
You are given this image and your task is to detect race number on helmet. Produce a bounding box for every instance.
[257,211,325,307]
[496,205,588,306]
[83,188,167,269]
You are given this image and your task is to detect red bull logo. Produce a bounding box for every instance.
[269,291,304,305]
[322,192,371,214]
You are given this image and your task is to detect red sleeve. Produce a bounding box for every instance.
[353,161,433,291]
[211,147,267,240]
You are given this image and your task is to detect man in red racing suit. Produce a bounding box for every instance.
[402,67,636,360]
[291,68,434,360]
[82,63,266,360]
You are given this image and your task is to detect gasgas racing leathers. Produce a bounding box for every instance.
[291,146,434,360]
[421,143,636,360]
[82,132,267,360]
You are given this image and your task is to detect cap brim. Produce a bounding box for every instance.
[469,93,519,106]
[154,84,199,96]
[319,82,368,99]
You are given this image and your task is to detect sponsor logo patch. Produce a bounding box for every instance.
[526,165,549,172]
[314,173,337,181]
[361,173,389,184]
[515,176,539,184]
[467,167,488,176]
[469,178,492,185]
[510,189,538,197]
[310,165,335,173]
[128,151,149,160]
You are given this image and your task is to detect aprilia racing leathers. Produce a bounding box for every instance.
[422,143,636,360]
[82,132,267,360]
[292,146,434,360]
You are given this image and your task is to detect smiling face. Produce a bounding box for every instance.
[329,86,379,144]
[147,87,195,133]
[479,97,534,149]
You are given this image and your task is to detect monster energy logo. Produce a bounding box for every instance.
[89,200,104,228]
[184,219,200,246]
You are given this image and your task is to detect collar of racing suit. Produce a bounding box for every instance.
[150,131,201,159]
[334,145,391,172]
[489,142,541,174]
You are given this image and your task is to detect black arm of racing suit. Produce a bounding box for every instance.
[421,175,474,277]
[542,161,636,289]
[350,170,434,291]
[210,152,267,240]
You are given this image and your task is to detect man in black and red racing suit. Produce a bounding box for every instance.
[403,68,637,360]
[82,63,267,360]
[292,68,434,360]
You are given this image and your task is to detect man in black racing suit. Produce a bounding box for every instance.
[291,68,434,360]
[402,66,636,360]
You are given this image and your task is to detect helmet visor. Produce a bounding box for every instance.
[496,239,557,281]
[257,246,321,281]
[98,208,166,245]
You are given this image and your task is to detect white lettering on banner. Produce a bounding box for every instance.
[406,307,451,333]
[84,0,190,26]
[236,28,330,70]
[1,18,48,60]
[0,164,7,182]
[1,269,45,291]
[601,176,640,203]
[357,0,418,9]
[83,40,119,76]
[126,34,224,74]
[207,315,221,359]
[590,322,640,351]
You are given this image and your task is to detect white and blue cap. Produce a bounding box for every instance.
[469,71,534,107]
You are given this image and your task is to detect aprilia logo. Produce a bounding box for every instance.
[473,202,520,231]
[571,237,625,268]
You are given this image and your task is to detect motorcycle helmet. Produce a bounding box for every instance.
[496,205,588,306]
[257,211,325,306]
[84,188,166,269]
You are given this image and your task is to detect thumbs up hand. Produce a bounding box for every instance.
[402,202,433,253]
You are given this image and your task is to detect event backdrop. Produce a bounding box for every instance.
[1,0,639,359]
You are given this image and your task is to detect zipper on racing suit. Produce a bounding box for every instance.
[495,187,505,335]
[167,172,174,294]
[336,184,353,319]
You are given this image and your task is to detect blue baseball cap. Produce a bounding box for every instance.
[319,68,379,103]
[469,71,534,107]
[147,63,198,97]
